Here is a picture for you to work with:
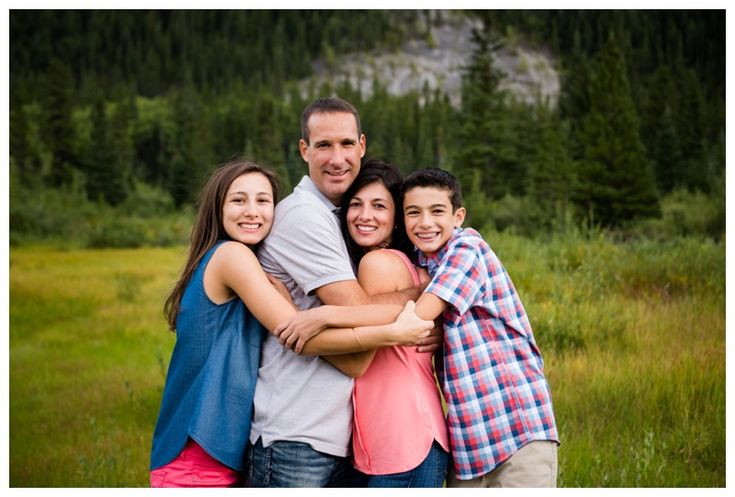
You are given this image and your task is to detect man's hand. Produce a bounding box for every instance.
[416,266,431,286]
[266,273,293,305]
[416,319,443,353]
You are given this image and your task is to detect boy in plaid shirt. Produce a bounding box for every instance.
[404,168,559,487]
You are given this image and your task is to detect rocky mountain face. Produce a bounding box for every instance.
[301,13,560,108]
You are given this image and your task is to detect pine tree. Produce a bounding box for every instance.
[415,83,436,168]
[106,98,135,205]
[9,106,38,186]
[638,66,681,193]
[168,86,214,207]
[453,21,515,200]
[85,96,113,202]
[676,68,708,191]
[41,59,78,187]
[575,35,659,225]
[652,104,683,193]
[526,104,575,223]
[249,90,291,193]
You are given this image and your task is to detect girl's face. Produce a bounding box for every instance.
[346,181,395,251]
[222,172,275,246]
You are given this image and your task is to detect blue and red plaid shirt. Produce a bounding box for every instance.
[417,227,558,480]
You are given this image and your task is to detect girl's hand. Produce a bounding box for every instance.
[274,307,327,353]
[392,301,434,345]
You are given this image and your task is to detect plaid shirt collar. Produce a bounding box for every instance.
[415,227,463,274]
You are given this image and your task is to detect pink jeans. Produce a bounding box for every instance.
[150,439,241,487]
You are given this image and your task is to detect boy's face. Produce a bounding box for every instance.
[403,186,466,257]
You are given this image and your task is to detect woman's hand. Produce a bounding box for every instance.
[391,301,434,345]
[274,307,328,353]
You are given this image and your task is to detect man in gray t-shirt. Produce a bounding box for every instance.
[247,97,426,487]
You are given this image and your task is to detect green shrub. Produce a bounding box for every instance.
[10,178,192,249]
[630,189,724,240]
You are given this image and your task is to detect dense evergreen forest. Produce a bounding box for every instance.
[9,10,725,247]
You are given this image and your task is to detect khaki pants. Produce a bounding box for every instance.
[447,440,558,488]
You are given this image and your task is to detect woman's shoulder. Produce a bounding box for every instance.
[358,249,416,288]
[360,248,410,269]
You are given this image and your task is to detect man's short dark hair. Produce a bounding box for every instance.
[401,167,463,211]
[301,97,362,144]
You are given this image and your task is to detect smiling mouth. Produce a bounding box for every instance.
[415,232,439,241]
[354,225,378,234]
[239,223,261,230]
[325,170,349,178]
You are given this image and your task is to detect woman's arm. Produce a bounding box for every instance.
[207,242,432,375]
[274,303,404,351]
[294,250,419,375]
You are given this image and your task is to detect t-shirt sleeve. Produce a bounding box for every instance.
[425,239,485,316]
[264,206,355,296]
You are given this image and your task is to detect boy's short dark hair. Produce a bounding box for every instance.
[301,97,362,144]
[401,167,463,211]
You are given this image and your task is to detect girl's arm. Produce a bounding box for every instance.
[274,303,405,352]
[276,249,420,352]
[207,242,432,376]
[292,250,420,375]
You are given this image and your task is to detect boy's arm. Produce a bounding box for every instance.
[414,291,449,322]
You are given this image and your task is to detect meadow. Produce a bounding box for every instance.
[8,229,725,487]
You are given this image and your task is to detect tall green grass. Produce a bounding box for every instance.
[8,231,725,487]
[487,228,725,487]
[9,246,184,486]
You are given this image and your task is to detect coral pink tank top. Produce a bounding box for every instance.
[352,249,450,475]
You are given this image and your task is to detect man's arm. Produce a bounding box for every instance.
[314,278,424,307]
[314,277,439,352]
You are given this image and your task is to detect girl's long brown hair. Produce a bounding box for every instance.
[163,157,280,331]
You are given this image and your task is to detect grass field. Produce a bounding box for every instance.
[8,230,726,487]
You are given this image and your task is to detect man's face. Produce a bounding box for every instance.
[299,111,366,206]
[403,186,466,257]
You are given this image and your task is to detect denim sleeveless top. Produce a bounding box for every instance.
[150,242,266,471]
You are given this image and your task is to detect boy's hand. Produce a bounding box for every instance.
[417,320,443,353]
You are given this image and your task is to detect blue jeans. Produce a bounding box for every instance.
[247,438,361,487]
[365,441,449,488]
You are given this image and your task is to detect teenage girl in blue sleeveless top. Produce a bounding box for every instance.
[150,158,434,487]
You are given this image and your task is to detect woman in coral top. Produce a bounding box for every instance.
[341,159,450,487]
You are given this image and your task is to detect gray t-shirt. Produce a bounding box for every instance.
[250,176,356,457]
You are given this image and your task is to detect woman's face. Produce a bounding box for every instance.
[222,172,275,246]
[346,181,395,250]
